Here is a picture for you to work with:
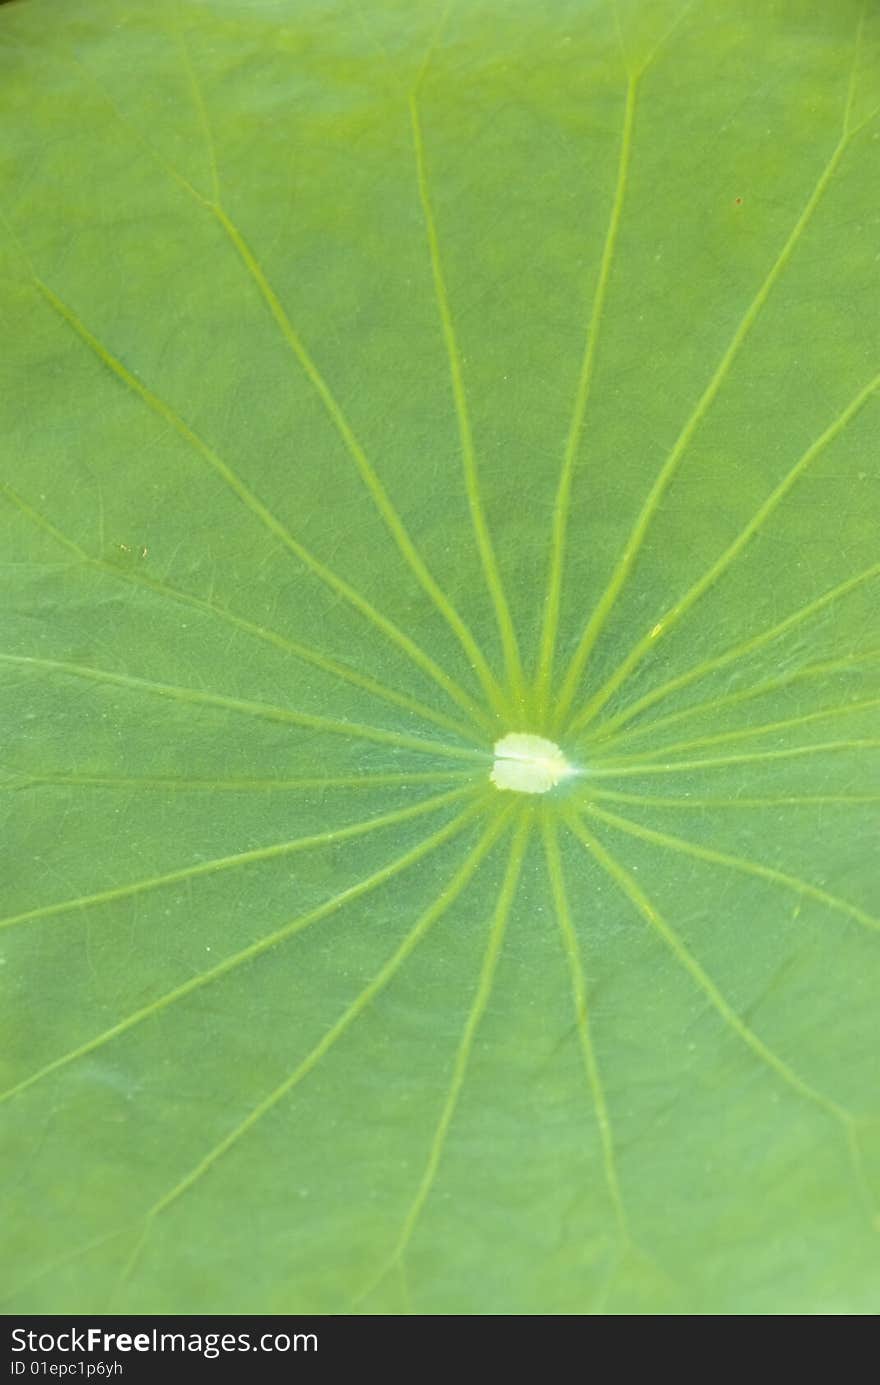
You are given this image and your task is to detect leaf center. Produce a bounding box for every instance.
[490,733,575,795]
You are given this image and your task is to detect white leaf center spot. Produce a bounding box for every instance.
[490,733,575,795]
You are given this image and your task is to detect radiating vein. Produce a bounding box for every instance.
[589,787,880,810]
[6,770,474,793]
[598,695,880,764]
[30,279,491,731]
[0,652,488,764]
[535,74,638,721]
[583,740,880,777]
[409,91,525,714]
[0,784,476,933]
[209,202,508,722]
[367,809,530,1292]
[167,3,219,202]
[6,29,501,725]
[411,0,457,94]
[635,0,704,77]
[579,800,880,936]
[0,482,485,745]
[125,804,513,1243]
[0,796,490,1105]
[565,813,871,1209]
[589,561,880,742]
[553,40,870,731]
[0,1224,139,1312]
[567,369,880,734]
[21,47,503,724]
[586,649,880,752]
[542,815,627,1236]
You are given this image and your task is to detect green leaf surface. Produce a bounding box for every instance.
[2,0,879,1315]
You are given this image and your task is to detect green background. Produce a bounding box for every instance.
[1,0,878,1314]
